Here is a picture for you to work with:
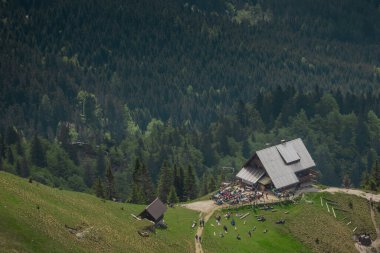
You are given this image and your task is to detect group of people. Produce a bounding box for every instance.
[195,234,202,243]
[212,185,270,206]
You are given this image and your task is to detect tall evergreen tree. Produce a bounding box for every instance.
[173,164,185,201]
[0,134,4,158]
[7,147,14,165]
[184,165,197,200]
[96,152,106,178]
[30,134,46,167]
[157,161,173,203]
[93,177,105,198]
[208,175,216,192]
[201,173,208,196]
[140,163,154,202]
[106,165,116,200]
[167,185,179,204]
[130,158,154,204]
[84,164,95,188]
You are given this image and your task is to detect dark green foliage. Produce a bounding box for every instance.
[184,165,197,201]
[96,152,106,178]
[167,186,179,204]
[208,175,216,192]
[16,157,29,178]
[83,163,95,188]
[6,147,14,165]
[173,164,185,202]
[94,177,105,199]
[106,165,116,200]
[30,134,46,167]
[0,0,380,198]
[130,158,154,204]
[5,127,19,146]
[157,161,172,203]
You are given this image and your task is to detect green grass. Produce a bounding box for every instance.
[202,203,311,253]
[0,172,198,253]
[0,171,376,253]
[202,192,375,253]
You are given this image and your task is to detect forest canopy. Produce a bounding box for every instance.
[0,0,380,201]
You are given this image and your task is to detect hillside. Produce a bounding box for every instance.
[202,192,378,253]
[1,0,380,207]
[0,172,197,253]
[2,171,380,253]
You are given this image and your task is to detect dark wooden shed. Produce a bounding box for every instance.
[138,198,167,224]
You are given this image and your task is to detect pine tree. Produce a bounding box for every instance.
[96,152,106,178]
[93,177,105,198]
[106,165,116,200]
[157,161,173,203]
[201,173,208,196]
[208,175,216,192]
[16,139,23,156]
[129,158,154,204]
[84,164,95,188]
[167,185,179,204]
[140,163,154,202]
[130,184,146,204]
[30,134,46,167]
[0,134,5,158]
[7,147,14,164]
[174,165,185,202]
[21,157,30,178]
[184,165,197,200]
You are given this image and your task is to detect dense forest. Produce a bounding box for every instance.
[0,0,380,202]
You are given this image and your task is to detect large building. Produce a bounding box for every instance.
[236,138,317,191]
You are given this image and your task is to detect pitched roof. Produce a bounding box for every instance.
[238,138,315,189]
[236,166,265,185]
[144,198,167,220]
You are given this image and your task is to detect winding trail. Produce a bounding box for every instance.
[182,200,223,253]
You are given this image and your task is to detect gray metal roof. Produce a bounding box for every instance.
[257,147,299,189]
[238,138,315,189]
[236,166,265,185]
[276,143,300,164]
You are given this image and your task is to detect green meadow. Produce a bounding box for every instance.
[202,192,375,253]
[0,172,198,253]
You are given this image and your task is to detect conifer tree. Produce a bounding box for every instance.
[184,165,197,200]
[130,184,146,204]
[106,165,116,200]
[96,152,106,178]
[0,134,4,158]
[201,173,209,196]
[30,134,46,167]
[130,158,154,204]
[7,147,14,164]
[94,177,105,198]
[141,163,154,202]
[167,185,179,204]
[173,164,185,201]
[157,161,173,203]
[208,175,216,192]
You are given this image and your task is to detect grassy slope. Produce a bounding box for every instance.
[0,172,198,253]
[0,171,376,253]
[202,192,374,253]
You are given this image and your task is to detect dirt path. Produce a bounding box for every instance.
[182,201,223,253]
[321,187,380,202]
